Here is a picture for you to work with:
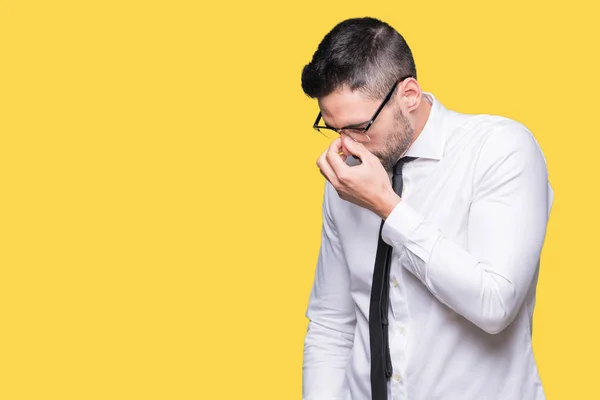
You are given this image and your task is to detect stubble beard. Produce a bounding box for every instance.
[372,109,415,172]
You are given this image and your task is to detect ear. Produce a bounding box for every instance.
[400,77,423,114]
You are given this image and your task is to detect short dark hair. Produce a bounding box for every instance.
[301,17,417,101]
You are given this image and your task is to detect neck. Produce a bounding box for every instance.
[409,96,433,145]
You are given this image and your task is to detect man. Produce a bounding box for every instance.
[301,17,553,400]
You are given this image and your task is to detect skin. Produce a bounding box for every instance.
[316,77,432,220]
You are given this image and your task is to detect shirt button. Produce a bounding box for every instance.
[398,326,406,334]
[393,373,403,382]
[392,277,399,288]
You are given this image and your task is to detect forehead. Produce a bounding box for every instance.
[317,86,379,127]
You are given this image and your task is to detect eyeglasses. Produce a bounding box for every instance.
[312,75,412,143]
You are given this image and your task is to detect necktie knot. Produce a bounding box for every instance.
[391,156,417,194]
[392,156,417,176]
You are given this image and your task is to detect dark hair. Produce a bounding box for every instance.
[301,17,417,101]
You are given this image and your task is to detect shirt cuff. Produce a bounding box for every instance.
[381,200,442,266]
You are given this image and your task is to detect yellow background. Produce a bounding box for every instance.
[1,0,598,398]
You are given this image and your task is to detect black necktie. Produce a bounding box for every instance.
[368,156,417,400]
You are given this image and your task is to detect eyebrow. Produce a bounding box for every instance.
[343,120,370,129]
[323,117,370,130]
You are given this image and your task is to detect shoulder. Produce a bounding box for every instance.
[445,109,545,163]
[440,106,548,186]
[473,116,544,165]
[465,116,548,189]
[448,109,538,148]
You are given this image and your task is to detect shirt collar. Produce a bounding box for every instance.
[403,92,445,160]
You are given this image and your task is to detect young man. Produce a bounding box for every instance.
[301,17,553,400]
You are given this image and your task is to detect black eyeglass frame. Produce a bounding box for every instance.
[312,75,413,139]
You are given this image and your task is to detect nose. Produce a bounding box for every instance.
[339,130,370,144]
[339,131,356,141]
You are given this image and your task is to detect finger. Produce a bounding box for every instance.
[340,137,351,159]
[332,138,348,162]
[341,136,373,163]
[338,148,348,163]
[317,149,340,186]
[326,138,350,176]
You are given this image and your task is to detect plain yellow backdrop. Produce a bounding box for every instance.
[1,0,598,398]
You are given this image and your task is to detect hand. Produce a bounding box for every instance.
[316,136,401,219]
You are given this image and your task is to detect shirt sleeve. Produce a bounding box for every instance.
[303,182,357,399]
[381,122,551,334]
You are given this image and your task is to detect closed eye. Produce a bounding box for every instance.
[343,122,369,130]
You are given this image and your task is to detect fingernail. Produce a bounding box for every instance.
[344,136,354,145]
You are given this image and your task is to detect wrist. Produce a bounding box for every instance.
[375,190,401,220]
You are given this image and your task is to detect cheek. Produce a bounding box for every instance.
[365,134,389,154]
[364,144,386,160]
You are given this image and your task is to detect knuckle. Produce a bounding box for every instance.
[325,151,335,164]
[317,154,327,166]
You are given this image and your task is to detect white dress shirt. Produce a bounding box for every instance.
[302,93,553,400]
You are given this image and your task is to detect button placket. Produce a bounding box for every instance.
[389,254,410,400]
[387,158,414,400]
